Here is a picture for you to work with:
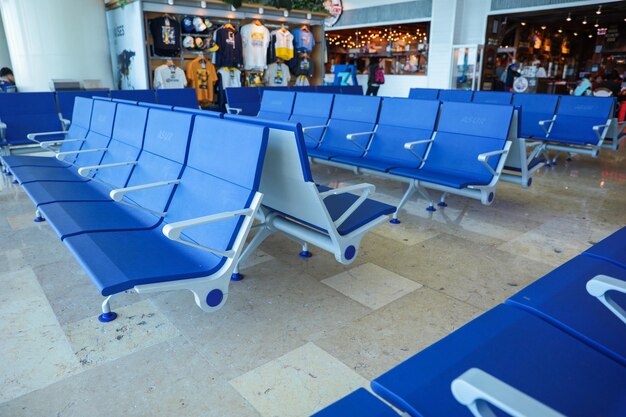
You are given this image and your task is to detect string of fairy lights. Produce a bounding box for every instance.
[325,26,428,49]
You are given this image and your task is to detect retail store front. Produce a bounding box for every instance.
[481,2,626,94]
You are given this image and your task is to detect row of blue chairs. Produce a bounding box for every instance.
[0,89,199,149]
[410,88,624,163]
[314,225,626,417]
[225,85,363,117]
[1,96,395,318]
[232,90,519,219]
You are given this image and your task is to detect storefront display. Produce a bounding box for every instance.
[153,62,187,89]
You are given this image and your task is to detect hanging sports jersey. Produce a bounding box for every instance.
[218,67,242,88]
[149,16,181,57]
[186,57,218,106]
[295,53,313,77]
[271,29,294,61]
[264,63,291,86]
[153,64,187,89]
[295,75,310,86]
[241,23,270,70]
[292,28,314,53]
[215,26,243,68]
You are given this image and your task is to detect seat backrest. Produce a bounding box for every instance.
[425,102,513,183]
[365,98,439,166]
[0,92,64,146]
[72,99,117,167]
[123,108,193,214]
[340,85,364,95]
[257,90,296,120]
[472,91,513,105]
[226,87,262,116]
[289,92,335,147]
[317,85,341,94]
[59,97,95,155]
[318,95,382,157]
[173,107,222,118]
[139,103,173,111]
[92,103,148,188]
[439,89,473,102]
[549,96,615,145]
[408,88,440,100]
[57,90,110,120]
[164,117,268,255]
[512,93,560,138]
[110,89,157,104]
[156,88,198,109]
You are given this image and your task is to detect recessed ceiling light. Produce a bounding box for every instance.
[582,16,587,24]
[574,32,578,36]
[566,13,572,22]
[521,22,526,26]
[589,34,593,38]
[541,25,547,30]
[558,28,563,33]
[596,5,602,15]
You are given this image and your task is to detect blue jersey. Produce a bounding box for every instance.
[0,80,16,93]
[292,28,314,53]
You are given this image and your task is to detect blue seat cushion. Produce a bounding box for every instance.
[1,155,72,169]
[331,154,397,172]
[22,180,113,206]
[38,201,160,239]
[64,228,224,296]
[311,389,397,417]
[372,304,626,417]
[390,167,488,189]
[584,227,626,269]
[318,185,395,235]
[507,255,626,366]
[10,165,86,184]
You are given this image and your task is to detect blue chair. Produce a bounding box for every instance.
[257,90,296,120]
[472,91,513,104]
[340,85,364,95]
[372,304,626,417]
[507,254,626,366]
[311,389,397,417]
[139,102,173,111]
[317,85,341,94]
[542,96,615,163]
[0,92,65,148]
[110,89,157,104]
[173,107,222,118]
[512,94,560,140]
[156,88,198,109]
[56,90,110,121]
[9,99,117,185]
[222,117,394,277]
[225,87,262,116]
[1,96,94,171]
[390,102,515,209]
[408,88,440,100]
[438,89,473,102]
[584,226,626,270]
[62,117,268,320]
[289,92,334,148]
[307,95,382,159]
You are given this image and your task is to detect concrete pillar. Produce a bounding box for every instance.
[0,0,114,92]
[427,0,459,88]
[0,13,11,69]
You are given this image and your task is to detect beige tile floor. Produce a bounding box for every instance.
[0,146,625,417]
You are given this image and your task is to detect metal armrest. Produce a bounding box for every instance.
[404,139,434,162]
[302,124,328,132]
[320,183,376,228]
[77,161,138,177]
[163,206,257,258]
[26,130,68,143]
[56,147,107,161]
[478,149,508,176]
[525,141,543,148]
[346,131,375,152]
[592,123,611,143]
[451,368,565,417]
[61,118,71,130]
[227,106,243,115]
[538,118,555,135]
[39,138,84,150]
[109,179,180,202]
[587,275,626,324]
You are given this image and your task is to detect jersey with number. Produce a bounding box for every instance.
[186,57,217,106]
[241,23,270,70]
[153,65,187,89]
[264,63,291,87]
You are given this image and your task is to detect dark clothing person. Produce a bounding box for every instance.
[505,64,521,91]
[0,67,16,93]
[366,60,381,96]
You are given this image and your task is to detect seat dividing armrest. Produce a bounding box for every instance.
[451,368,566,417]
[77,161,138,177]
[478,149,509,176]
[109,179,180,202]
[538,118,555,136]
[586,275,626,325]
[56,147,107,161]
[226,106,243,115]
[592,123,612,144]
[404,139,434,163]
[346,131,376,152]
[319,183,376,228]
[26,130,69,143]
[302,124,328,132]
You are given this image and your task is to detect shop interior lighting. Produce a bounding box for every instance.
[594,20,599,28]
[307,13,312,19]
[167,0,174,4]
[582,16,587,24]
[541,25,547,30]
[566,13,572,22]
[231,5,236,11]
[589,33,593,38]
[200,1,206,8]
[521,21,526,26]
[283,10,289,17]
[574,32,578,36]
[596,5,602,15]
[558,28,562,33]
[258,7,264,14]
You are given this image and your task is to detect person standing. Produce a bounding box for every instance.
[0,67,16,92]
[505,63,521,92]
[366,58,383,96]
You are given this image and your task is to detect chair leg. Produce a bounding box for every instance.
[566,152,573,162]
[391,182,416,224]
[231,226,272,281]
[438,192,449,207]
[33,209,45,223]
[541,148,551,167]
[299,242,313,258]
[551,151,560,166]
[98,295,117,323]
[416,186,436,212]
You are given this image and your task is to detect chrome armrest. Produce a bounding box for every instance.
[302,124,328,132]
[61,118,71,130]
[451,368,566,417]
[77,161,138,177]
[55,147,107,161]
[109,179,180,202]
[592,123,611,143]
[26,130,68,143]
[538,118,555,135]
[587,275,626,324]
[320,183,376,228]
[39,138,84,150]
[346,131,375,152]
[404,139,434,162]
[227,106,243,115]
[478,149,508,176]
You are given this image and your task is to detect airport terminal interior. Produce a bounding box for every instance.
[0,1,625,416]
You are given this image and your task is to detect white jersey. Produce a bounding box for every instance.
[241,23,270,70]
[153,64,187,89]
[263,63,291,87]
[218,67,242,88]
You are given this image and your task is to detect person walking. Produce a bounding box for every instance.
[505,62,521,92]
[366,58,384,96]
[0,67,16,92]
